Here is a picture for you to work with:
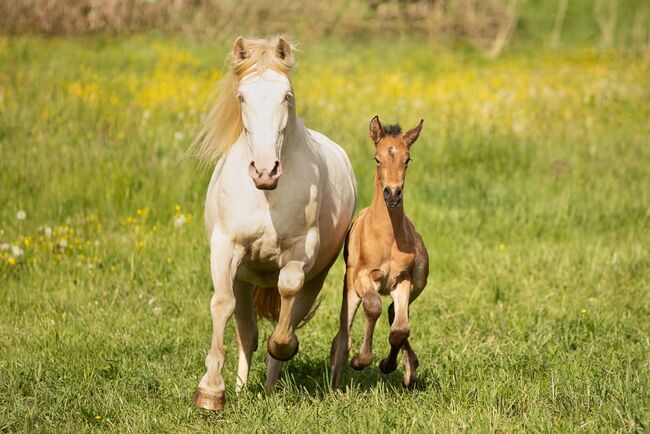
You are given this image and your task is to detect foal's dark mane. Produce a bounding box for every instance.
[383,124,402,136]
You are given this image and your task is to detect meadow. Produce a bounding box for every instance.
[1,35,649,432]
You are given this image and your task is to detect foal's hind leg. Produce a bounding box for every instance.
[330,268,361,388]
[350,274,381,370]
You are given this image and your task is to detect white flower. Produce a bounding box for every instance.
[174,131,184,142]
[44,226,52,238]
[16,210,26,220]
[59,238,68,248]
[11,245,24,257]
[174,214,186,228]
[0,243,9,251]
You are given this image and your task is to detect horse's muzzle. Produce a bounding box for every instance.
[249,160,282,190]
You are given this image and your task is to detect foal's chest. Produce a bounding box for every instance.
[370,250,416,295]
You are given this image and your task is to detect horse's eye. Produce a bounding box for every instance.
[238,94,245,103]
[374,157,380,165]
[405,157,411,166]
[284,93,293,102]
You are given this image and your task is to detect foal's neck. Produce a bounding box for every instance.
[370,176,406,238]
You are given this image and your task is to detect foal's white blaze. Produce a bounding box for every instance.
[239,69,292,189]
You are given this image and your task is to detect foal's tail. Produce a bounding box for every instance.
[252,286,320,328]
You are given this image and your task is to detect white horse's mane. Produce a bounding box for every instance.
[189,36,297,166]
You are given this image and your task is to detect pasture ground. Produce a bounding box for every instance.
[1,36,649,432]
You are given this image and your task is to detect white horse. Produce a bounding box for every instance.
[190,36,356,411]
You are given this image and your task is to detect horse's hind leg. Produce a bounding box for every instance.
[379,280,412,378]
[330,268,361,388]
[233,279,258,392]
[350,275,381,370]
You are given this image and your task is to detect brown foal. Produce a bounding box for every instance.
[330,115,429,389]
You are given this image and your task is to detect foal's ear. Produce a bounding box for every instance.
[275,37,294,62]
[232,36,249,62]
[404,119,424,147]
[369,115,384,144]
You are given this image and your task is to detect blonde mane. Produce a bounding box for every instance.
[190,36,296,166]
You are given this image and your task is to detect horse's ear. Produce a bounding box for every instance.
[232,37,249,62]
[404,119,424,147]
[275,37,295,65]
[369,115,384,145]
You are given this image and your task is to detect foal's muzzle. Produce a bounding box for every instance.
[249,160,282,190]
[383,186,403,208]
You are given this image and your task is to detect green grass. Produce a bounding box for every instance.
[1,35,649,432]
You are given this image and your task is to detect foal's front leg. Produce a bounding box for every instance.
[379,280,413,378]
[194,231,244,411]
[350,273,381,370]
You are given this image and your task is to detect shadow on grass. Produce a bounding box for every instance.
[250,354,433,399]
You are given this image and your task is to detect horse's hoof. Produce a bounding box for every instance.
[379,357,397,374]
[350,353,371,370]
[402,377,417,390]
[193,389,225,411]
[267,336,299,361]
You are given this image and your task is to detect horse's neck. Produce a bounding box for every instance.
[369,177,406,241]
[282,109,306,160]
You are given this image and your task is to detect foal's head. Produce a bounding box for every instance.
[369,115,424,208]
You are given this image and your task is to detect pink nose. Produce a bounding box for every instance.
[248,160,282,190]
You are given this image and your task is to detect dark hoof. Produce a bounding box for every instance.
[193,389,225,411]
[267,336,299,362]
[350,353,372,370]
[379,357,397,374]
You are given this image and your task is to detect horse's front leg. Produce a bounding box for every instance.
[267,229,318,362]
[194,230,244,411]
[266,259,305,361]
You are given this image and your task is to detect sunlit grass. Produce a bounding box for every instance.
[0,36,649,432]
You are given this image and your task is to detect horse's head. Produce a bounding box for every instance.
[369,115,424,208]
[233,37,295,190]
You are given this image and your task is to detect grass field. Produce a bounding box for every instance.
[1,35,649,432]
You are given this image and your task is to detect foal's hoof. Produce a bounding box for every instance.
[350,353,372,370]
[267,335,299,361]
[379,357,398,374]
[193,389,225,411]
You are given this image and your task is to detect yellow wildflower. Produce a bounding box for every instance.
[7,256,16,266]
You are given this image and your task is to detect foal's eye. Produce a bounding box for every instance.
[238,94,245,103]
[374,157,380,165]
[284,92,293,102]
[405,157,411,166]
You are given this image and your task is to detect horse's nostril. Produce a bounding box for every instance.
[395,187,403,198]
[270,160,280,176]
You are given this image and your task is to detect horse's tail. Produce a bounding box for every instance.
[252,286,321,329]
[253,286,280,323]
